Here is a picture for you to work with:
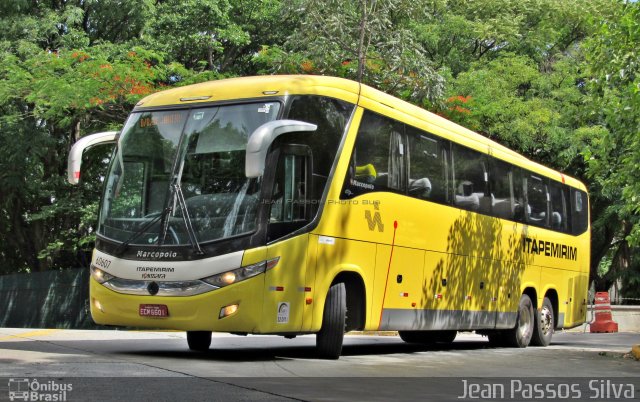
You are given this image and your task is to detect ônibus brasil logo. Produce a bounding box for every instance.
[8,378,72,401]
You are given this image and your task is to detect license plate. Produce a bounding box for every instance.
[139,304,169,317]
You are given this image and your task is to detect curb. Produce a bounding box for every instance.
[632,344,640,360]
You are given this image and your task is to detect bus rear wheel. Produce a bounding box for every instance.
[316,282,346,359]
[187,331,212,351]
[530,297,554,346]
[503,294,534,348]
[399,330,457,344]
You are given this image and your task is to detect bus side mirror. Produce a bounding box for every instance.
[67,131,119,184]
[245,120,317,178]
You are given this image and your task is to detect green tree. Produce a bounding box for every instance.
[412,0,606,76]
[257,0,445,105]
[79,0,155,44]
[446,53,589,165]
[148,0,248,72]
[582,1,640,295]
[0,0,637,299]
[0,0,181,272]
[0,0,287,272]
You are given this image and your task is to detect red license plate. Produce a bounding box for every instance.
[139,304,169,317]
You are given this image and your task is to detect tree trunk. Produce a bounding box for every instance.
[356,0,368,83]
[594,220,633,291]
[8,198,42,271]
[207,46,214,71]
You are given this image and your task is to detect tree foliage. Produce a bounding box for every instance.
[0,2,178,273]
[581,2,640,295]
[257,0,445,105]
[0,0,638,298]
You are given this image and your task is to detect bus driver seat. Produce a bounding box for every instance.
[409,177,432,198]
[355,163,377,184]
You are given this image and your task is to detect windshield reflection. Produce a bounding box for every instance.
[98,102,281,246]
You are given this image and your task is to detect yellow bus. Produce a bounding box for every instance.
[68,75,590,358]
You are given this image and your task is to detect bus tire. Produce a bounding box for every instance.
[504,294,534,348]
[531,297,554,347]
[187,331,212,351]
[316,282,346,359]
[399,330,457,344]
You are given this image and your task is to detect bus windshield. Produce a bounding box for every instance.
[98,102,281,246]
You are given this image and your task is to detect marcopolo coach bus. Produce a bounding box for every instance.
[68,75,590,358]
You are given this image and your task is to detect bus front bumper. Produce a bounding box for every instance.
[89,275,264,332]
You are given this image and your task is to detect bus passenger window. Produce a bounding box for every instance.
[489,159,515,220]
[525,175,549,227]
[511,168,526,222]
[571,189,589,235]
[342,111,406,198]
[452,144,490,214]
[407,126,448,204]
[549,181,569,232]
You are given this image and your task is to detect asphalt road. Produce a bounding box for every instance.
[0,329,638,401]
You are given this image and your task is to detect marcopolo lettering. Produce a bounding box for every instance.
[523,237,577,261]
[136,250,179,259]
[350,179,374,190]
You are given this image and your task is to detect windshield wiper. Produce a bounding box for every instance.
[159,182,204,255]
[114,206,172,256]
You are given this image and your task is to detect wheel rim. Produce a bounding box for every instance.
[539,305,553,336]
[517,304,531,338]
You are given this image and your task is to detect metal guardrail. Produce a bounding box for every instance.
[0,268,93,329]
[588,305,640,311]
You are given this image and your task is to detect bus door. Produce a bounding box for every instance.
[262,145,313,333]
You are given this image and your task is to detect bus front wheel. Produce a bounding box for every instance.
[316,282,346,359]
[187,331,212,351]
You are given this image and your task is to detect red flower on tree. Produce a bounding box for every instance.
[301,60,314,73]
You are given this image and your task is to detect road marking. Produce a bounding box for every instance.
[0,329,60,341]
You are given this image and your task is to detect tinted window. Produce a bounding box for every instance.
[549,181,569,232]
[406,126,449,203]
[571,189,589,235]
[452,144,490,214]
[489,159,516,220]
[511,168,526,222]
[526,175,549,227]
[343,111,406,198]
[283,95,354,207]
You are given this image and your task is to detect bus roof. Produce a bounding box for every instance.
[135,75,586,192]
[136,75,361,109]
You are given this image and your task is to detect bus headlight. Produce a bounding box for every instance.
[202,257,279,288]
[90,264,114,284]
